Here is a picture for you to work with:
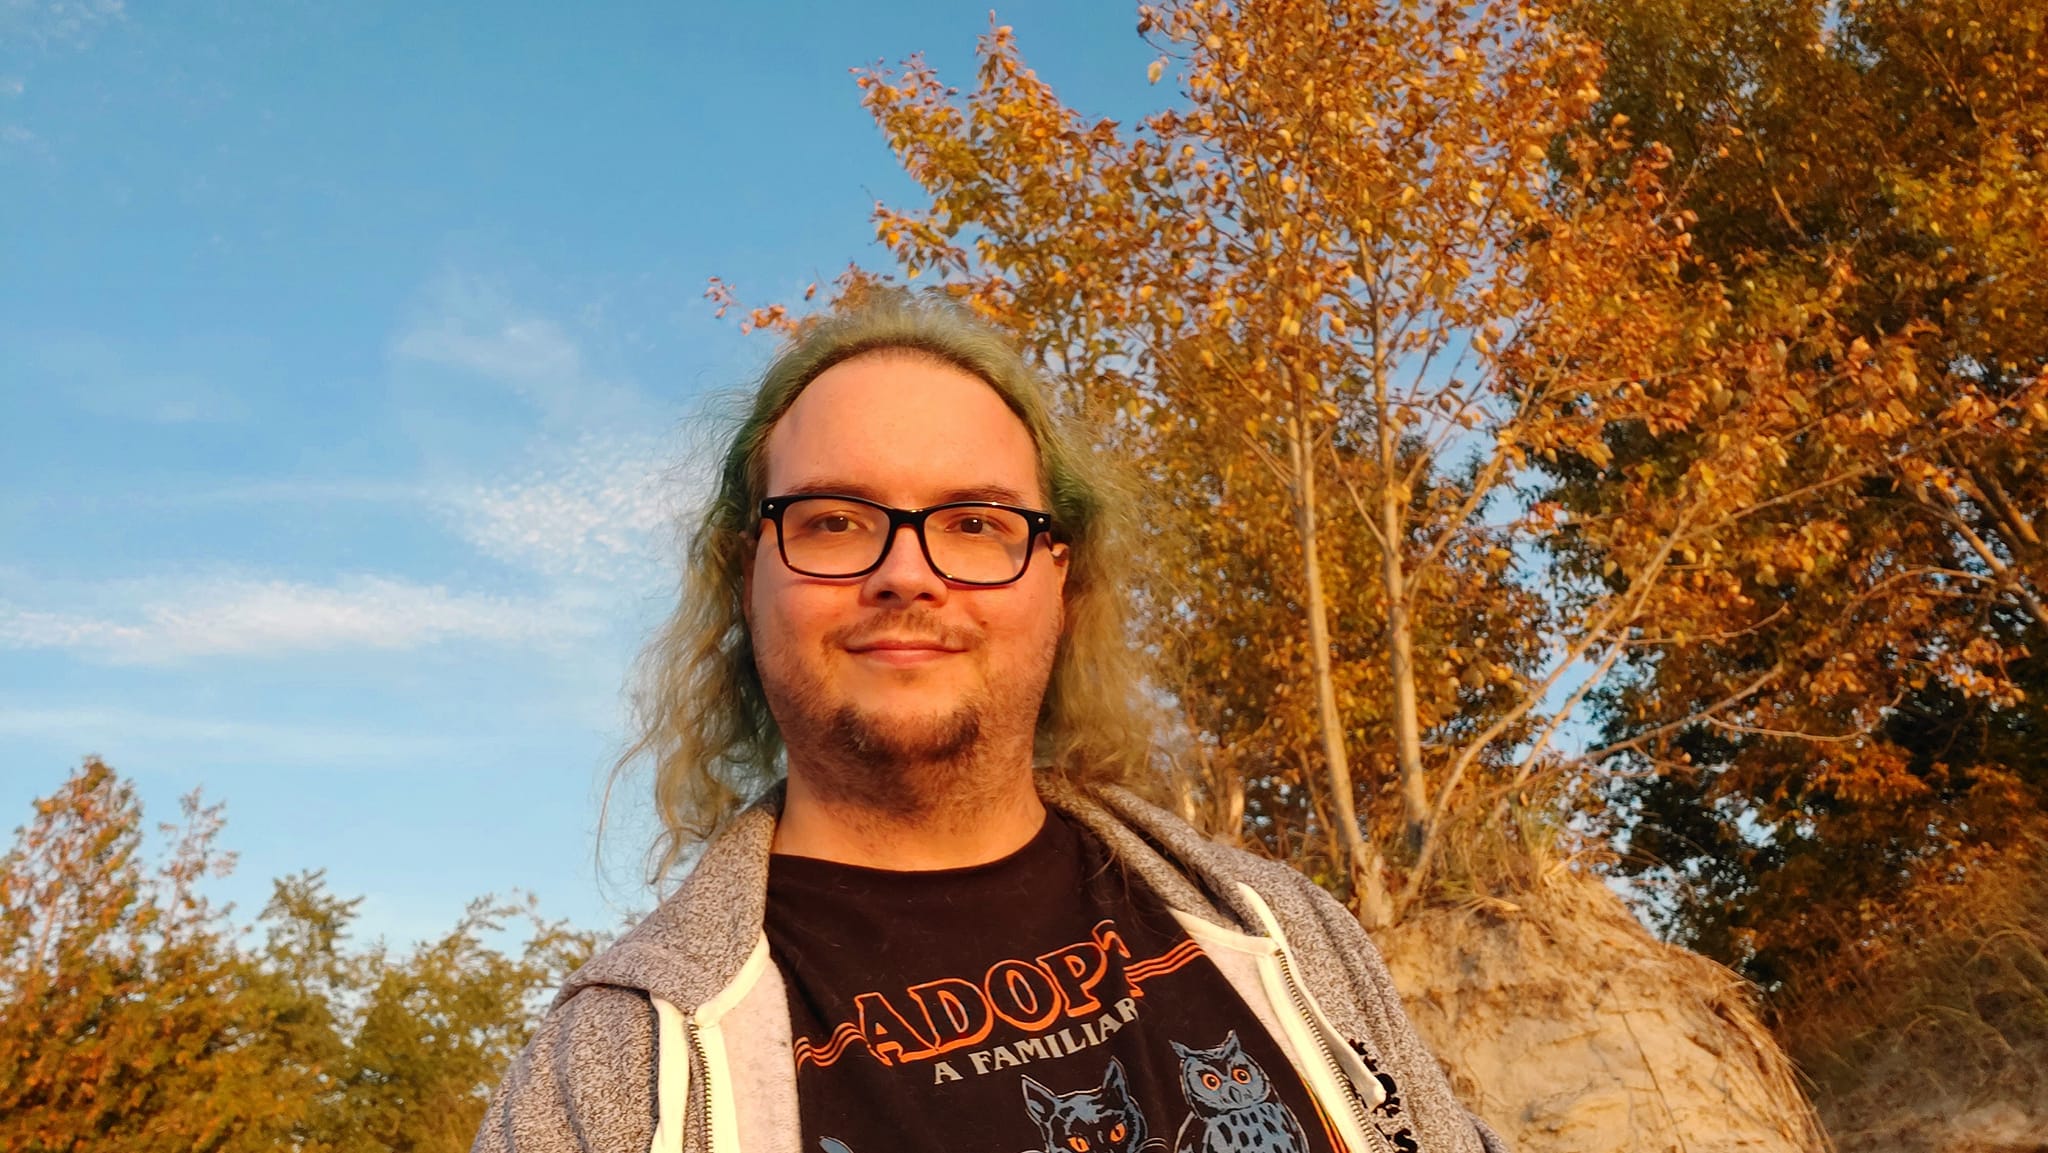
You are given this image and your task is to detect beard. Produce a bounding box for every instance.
[755,608,1056,823]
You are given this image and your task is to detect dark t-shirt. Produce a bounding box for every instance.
[763,810,1347,1153]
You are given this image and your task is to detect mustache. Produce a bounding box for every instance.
[827,612,981,651]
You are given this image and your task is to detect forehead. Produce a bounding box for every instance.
[763,351,1046,504]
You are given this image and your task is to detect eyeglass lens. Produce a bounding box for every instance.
[778,497,1035,583]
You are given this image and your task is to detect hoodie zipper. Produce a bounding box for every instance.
[1270,938,1397,1153]
[687,1017,715,1153]
[1243,894,1397,1153]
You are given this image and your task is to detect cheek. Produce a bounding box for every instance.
[747,564,823,658]
[981,594,1061,663]
[1012,572,1068,644]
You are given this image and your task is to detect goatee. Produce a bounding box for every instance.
[811,700,989,819]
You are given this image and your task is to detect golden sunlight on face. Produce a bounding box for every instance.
[746,352,1068,777]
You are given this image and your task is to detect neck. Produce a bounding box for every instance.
[772,751,1046,870]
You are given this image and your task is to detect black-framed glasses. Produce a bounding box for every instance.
[758,493,1060,586]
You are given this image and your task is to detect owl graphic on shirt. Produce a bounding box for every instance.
[1169,1032,1309,1153]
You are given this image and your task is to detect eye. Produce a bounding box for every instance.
[1201,1072,1222,1091]
[1109,1125,1126,1142]
[1068,1139,1090,1152]
[793,508,860,535]
[1231,1066,1252,1083]
[956,515,989,535]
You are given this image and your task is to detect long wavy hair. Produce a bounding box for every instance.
[610,293,1157,883]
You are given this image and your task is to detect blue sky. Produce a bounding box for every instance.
[1,0,1161,948]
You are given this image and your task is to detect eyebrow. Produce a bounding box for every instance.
[776,480,1040,507]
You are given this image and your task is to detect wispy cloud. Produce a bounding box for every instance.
[0,706,461,768]
[0,574,596,664]
[388,270,703,589]
[395,311,582,389]
[389,272,630,425]
[2,0,126,48]
[441,431,699,586]
[107,477,427,509]
[20,330,249,424]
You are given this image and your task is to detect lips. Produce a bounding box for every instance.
[846,638,966,655]
[829,614,978,658]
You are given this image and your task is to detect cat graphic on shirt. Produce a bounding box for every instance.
[1169,1032,1310,1153]
[813,1059,1158,1153]
[1021,1058,1161,1153]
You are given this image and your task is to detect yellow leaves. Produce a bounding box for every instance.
[1148,58,1166,85]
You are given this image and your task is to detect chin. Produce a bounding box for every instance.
[831,700,984,767]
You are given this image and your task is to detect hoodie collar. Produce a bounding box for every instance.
[556,775,1251,1011]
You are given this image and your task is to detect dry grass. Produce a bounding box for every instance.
[1772,825,2048,1152]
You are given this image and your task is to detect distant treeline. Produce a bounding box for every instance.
[0,761,596,1153]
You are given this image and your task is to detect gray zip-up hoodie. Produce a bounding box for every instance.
[472,779,1509,1153]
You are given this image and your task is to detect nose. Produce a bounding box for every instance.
[860,521,949,605]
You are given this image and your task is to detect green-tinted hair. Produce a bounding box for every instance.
[610,292,1154,882]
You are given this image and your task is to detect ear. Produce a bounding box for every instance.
[1222,1030,1242,1054]
[1022,1076,1057,1124]
[1169,1040,1192,1061]
[1102,1058,1128,1096]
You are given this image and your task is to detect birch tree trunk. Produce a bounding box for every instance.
[1372,353,1432,862]
[1288,381,1393,927]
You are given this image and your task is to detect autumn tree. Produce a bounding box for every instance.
[314,889,596,1153]
[0,760,317,1152]
[1568,0,2048,989]
[0,761,599,1153]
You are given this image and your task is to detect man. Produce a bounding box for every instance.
[473,297,1506,1153]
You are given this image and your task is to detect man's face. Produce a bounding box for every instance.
[746,352,1068,804]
